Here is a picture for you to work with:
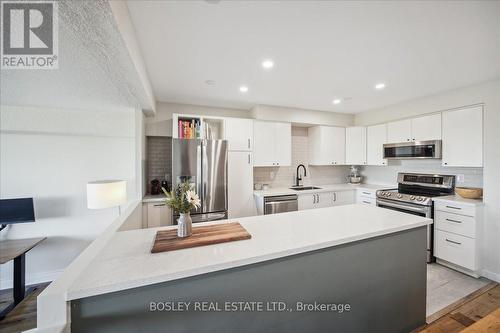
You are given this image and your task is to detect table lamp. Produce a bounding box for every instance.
[87,180,127,215]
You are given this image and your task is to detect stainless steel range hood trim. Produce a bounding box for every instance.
[383,140,442,160]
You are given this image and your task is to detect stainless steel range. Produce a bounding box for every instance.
[376,173,455,263]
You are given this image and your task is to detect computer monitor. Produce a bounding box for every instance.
[0,198,35,225]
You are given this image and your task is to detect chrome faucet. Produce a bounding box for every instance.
[295,164,307,187]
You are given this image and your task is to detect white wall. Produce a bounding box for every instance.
[355,79,500,282]
[0,105,140,288]
[251,104,354,127]
[145,101,251,137]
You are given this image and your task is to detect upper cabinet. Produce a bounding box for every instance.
[366,124,387,166]
[411,114,442,141]
[345,127,367,165]
[387,119,412,143]
[308,126,345,166]
[253,121,291,167]
[225,118,253,151]
[442,106,483,167]
[387,114,441,143]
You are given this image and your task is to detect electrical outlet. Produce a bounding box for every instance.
[456,174,465,183]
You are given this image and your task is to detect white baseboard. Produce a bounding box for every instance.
[482,269,500,283]
[0,269,63,290]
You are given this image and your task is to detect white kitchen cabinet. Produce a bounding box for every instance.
[442,106,483,167]
[253,121,291,167]
[308,126,345,166]
[298,193,316,210]
[345,127,367,165]
[356,188,377,206]
[225,118,253,151]
[411,113,441,141]
[274,122,292,166]
[366,124,387,166]
[387,115,441,143]
[387,119,412,143]
[332,191,356,206]
[434,199,481,276]
[298,191,355,210]
[228,151,255,218]
[143,202,172,228]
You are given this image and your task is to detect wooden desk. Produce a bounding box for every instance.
[0,237,46,320]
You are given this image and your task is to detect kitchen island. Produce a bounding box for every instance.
[68,204,430,333]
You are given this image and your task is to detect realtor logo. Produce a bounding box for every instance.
[1,0,58,69]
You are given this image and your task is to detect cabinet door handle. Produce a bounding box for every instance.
[154,204,166,207]
[333,193,337,202]
[363,201,370,204]
[248,154,251,164]
[362,192,370,195]
[248,138,251,149]
[446,218,462,224]
[445,238,461,245]
[446,205,461,210]
[313,194,316,204]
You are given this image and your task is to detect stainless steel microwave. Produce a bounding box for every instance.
[383,140,442,159]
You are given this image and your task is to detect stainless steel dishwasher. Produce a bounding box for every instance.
[264,195,298,215]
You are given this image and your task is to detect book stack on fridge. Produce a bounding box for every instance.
[178,119,201,139]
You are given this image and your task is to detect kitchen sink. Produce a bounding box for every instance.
[289,186,322,191]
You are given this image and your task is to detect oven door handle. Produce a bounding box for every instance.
[377,198,430,214]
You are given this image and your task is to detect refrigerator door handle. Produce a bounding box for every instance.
[197,141,203,211]
[201,140,208,212]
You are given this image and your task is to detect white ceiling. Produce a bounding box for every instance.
[127,1,500,113]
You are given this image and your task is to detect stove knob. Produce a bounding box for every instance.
[386,193,391,197]
[410,196,416,200]
[397,194,403,199]
[417,197,424,202]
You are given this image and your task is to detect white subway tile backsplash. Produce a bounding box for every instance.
[360,159,483,187]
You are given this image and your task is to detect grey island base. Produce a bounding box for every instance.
[71,226,427,333]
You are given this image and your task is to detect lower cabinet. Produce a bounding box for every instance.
[356,188,377,206]
[298,191,355,210]
[143,202,172,228]
[433,200,481,276]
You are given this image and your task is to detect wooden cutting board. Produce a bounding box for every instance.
[151,222,251,253]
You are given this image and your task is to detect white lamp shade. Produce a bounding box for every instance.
[87,180,127,209]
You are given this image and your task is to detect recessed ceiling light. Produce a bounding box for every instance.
[332,98,342,105]
[262,59,274,69]
[239,85,249,93]
[375,83,386,90]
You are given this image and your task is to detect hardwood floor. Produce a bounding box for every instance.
[419,283,500,333]
[0,283,49,333]
[0,282,498,333]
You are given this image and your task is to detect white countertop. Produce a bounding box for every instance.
[433,195,483,206]
[142,194,165,203]
[253,183,392,197]
[67,204,431,300]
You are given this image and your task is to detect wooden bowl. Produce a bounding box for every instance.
[455,187,483,199]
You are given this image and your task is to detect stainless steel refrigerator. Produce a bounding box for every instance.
[172,139,228,223]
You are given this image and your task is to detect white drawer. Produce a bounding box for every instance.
[357,196,376,206]
[434,201,475,217]
[434,210,476,238]
[434,230,476,270]
[357,189,376,199]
